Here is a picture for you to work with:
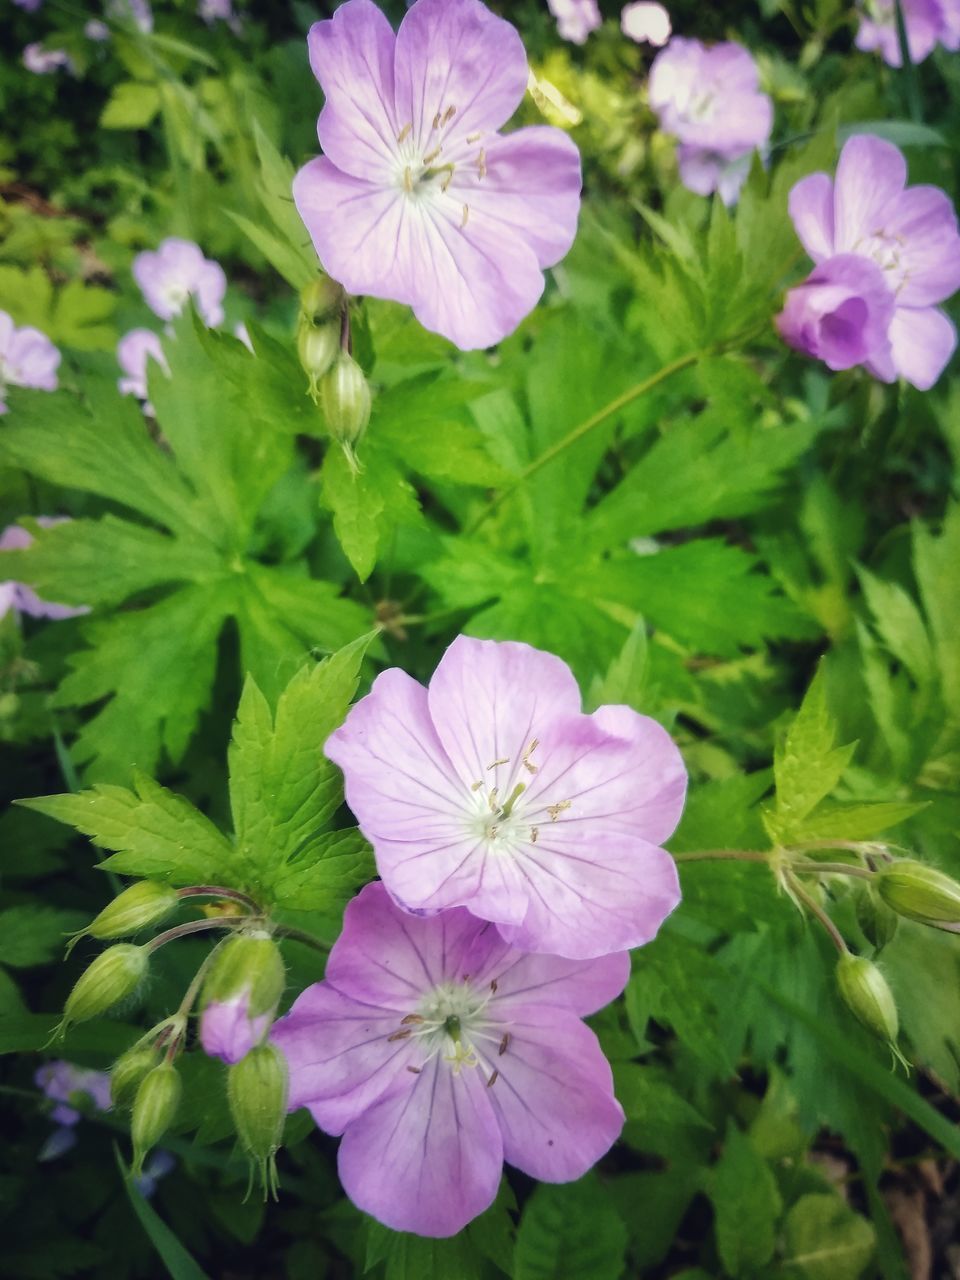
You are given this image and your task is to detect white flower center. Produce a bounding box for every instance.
[391,103,488,229]
[855,229,909,293]
[463,738,572,853]
[386,980,509,1082]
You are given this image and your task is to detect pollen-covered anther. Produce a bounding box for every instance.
[478,149,487,179]
[403,166,413,194]
[401,1014,424,1025]
[487,757,509,770]
[498,1032,510,1057]
[547,800,571,822]
[397,122,412,143]
[522,738,540,773]
[461,205,470,228]
[423,145,443,165]
[388,1028,412,1042]
[489,980,498,994]
[487,1069,499,1088]
[530,826,539,844]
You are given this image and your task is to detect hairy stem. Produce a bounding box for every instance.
[146,918,246,953]
[177,886,260,911]
[672,849,771,864]
[787,873,848,955]
[274,926,331,954]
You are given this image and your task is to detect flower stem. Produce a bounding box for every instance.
[176,886,260,911]
[791,860,875,880]
[146,918,246,953]
[672,849,771,864]
[274,926,331,954]
[787,873,848,956]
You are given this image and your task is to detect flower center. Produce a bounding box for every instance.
[392,104,487,229]
[385,980,509,1081]
[464,739,572,851]
[855,229,909,293]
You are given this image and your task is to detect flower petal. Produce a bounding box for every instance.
[587,704,687,842]
[338,1054,502,1237]
[450,126,582,269]
[271,981,413,1133]
[833,135,907,254]
[478,1004,623,1182]
[324,882,500,1009]
[499,833,682,958]
[789,172,836,262]
[393,0,528,156]
[886,305,957,390]
[881,185,960,307]
[476,947,631,1016]
[308,0,399,182]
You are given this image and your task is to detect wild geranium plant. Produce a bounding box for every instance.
[3,0,960,1274]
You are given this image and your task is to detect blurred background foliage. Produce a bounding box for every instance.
[1,0,959,1277]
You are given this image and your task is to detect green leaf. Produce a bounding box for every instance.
[856,566,934,689]
[838,120,948,148]
[321,439,422,581]
[514,1176,627,1280]
[272,829,374,911]
[0,1014,140,1056]
[250,120,318,288]
[0,906,86,968]
[20,771,236,886]
[587,622,649,711]
[100,81,161,129]
[613,1063,712,1156]
[780,1193,875,1280]
[117,1150,212,1280]
[709,1122,782,1275]
[365,1223,485,1280]
[229,635,373,874]
[913,503,960,719]
[788,801,927,844]
[770,668,856,842]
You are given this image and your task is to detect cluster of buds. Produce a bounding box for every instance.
[56,878,290,1193]
[296,277,371,472]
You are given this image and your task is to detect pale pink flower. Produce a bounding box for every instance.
[116,328,169,407]
[0,520,89,622]
[547,0,602,44]
[132,238,227,328]
[855,0,945,65]
[0,311,60,413]
[621,1,671,46]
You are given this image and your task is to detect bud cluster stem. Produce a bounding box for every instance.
[786,871,848,955]
[147,917,248,953]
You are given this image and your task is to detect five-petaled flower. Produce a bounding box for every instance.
[325,635,686,959]
[783,134,960,389]
[293,0,582,350]
[133,238,227,328]
[0,310,60,413]
[854,0,958,66]
[271,881,628,1236]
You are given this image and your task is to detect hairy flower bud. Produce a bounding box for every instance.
[300,277,345,325]
[297,322,339,395]
[202,933,285,1014]
[227,1043,288,1198]
[132,1062,181,1176]
[876,860,960,933]
[855,884,899,951]
[63,944,148,1028]
[836,953,899,1044]
[86,881,179,942]
[111,1044,162,1109]
[320,351,371,468]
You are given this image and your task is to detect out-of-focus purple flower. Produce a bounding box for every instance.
[14,0,44,11]
[106,0,154,34]
[855,0,945,65]
[787,134,960,388]
[776,255,896,372]
[85,19,111,40]
[36,1061,111,1128]
[200,992,272,1065]
[199,0,243,31]
[325,635,686,959]
[135,1150,176,1198]
[272,882,628,1237]
[648,38,772,205]
[621,1,671,45]
[22,43,74,74]
[546,0,602,44]
[293,0,582,351]
[0,312,60,414]
[117,328,169,408]
[132,238,227,327]
[0,519,90,623]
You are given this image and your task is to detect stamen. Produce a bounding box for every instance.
[461,204,470,228]
[487,757,510,771]
[530,826,539,844]
[432,111,442,130]
[440,169,454,194]
[471,780,483,791]
[401,1014,424,1025]
[423,145,443,164]
[487,1069,499,1088]
[466,131,482,144]
[407,1065,421,1074]
[498,1032,510,1057]
[478,149,487,180]
[546,800,571,822]
[489,979,498,994]
[488,787,500,812]
[397,122,412,143]
[403,167,413,194]
[442,105,457,125]
[522,738,539,773]
[388,1028,412,1042]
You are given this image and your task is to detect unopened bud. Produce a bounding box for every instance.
[836,953,899,1044]
[227,1043,289,1199]
[320,351,371,467]
[297,321,339,396]
[300,277,344,325]
[111,1044,162,1109]
[855,884,899,951]
[202,932,285,1016]
[877,860,960,933]
[63,944,148,1028]
[85,881,179,943]
[132,1062,181,1176]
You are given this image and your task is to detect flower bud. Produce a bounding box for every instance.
[297,321,339,396]
[876,860,960,933]
[320,351,371,466]
[63,944,148,1028]
[227,1043,288,1199]
[86,881,179,943]
[202,933,285,1015]
[300,277,344,325]
[111,1044,162,1109]
[132,1062,181,1176]
[855,884,899,951]
[836,953,899,1044]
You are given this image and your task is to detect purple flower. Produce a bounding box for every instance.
[787,134,960,389]
[293,0,582,351]
[0,519,89,622]
[776,255,895,372]
[132,238,227,328]
[272,882,628,1237]
[85,19,111,40]
[855,0,945,65]
[200,992,273,1065]
[0,311,60,412]
[621,2,671,45]
[135,1150,176,1198]
[199,0,243,31]
[117,328,169,407]
[648,38,772,206]
[14,0,44,11]
[106,0,154,34]
[35,1061,111,1128]
[325,635,686,959]
[546,0,602,44]
[22,43,74,75]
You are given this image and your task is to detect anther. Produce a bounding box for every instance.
[442,105,457,125]
[406,1065,422,1074]
[522,738,539,773]
[466,131,482,144]
[498,1032,510,1057]
[403,167,413,194]
[401,1014,424,1025]
[397,122,412,143]
[388,1028,412,1042]
[471,780,483,791]
[547,800,571,822]
[461,204,469,228]
[487,758,510,771]
[423,145,443,165]
[478,149,487,180]
[440,170,454,194]
[530,826,539,844]
[489,979,498,994]
[488,788,500,812]
[487,1069,499,1088]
